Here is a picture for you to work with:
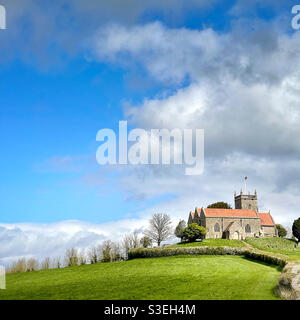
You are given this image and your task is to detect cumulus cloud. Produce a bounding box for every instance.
[0,0,215,67]
[92,21,300,85]
[92,21,300,155]
[88,21,300,229]
[0,218,148,266]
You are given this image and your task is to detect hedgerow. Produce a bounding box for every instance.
[128,246,288,267]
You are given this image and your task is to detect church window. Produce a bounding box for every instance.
[214,223,220,232]
[245,224,251,233]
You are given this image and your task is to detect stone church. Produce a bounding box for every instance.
[188,190,277,240]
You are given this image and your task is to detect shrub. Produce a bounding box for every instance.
[140,236,152,248]
[182,223,206,242]
[174,220,186,241]
[128,246,246,260]
[292,218,300,242]
[276,224,287,238]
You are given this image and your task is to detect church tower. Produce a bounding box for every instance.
[234,190,258,212]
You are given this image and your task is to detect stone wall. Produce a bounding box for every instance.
[262,226,276,237]
[276,262,300,300]
[205,217,261,239]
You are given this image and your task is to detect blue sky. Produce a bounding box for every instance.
[0,0,294,223]
[1,0,300,263]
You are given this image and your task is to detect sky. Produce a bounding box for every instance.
[1,0,300,264]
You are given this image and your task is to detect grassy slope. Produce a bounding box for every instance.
[170,239,245,248]
[0,255,280,300]
[245,237,300,261]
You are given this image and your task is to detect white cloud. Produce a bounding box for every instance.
[0,218,148,266]
[88,22,300,230]
[0,0,216,66]
[92,21,300,85]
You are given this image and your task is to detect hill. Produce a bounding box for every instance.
[0,255,280,300]
[245,237,300,261]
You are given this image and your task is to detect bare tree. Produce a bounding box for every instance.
[101,241,112,262]
[26,258,39,272]
[64,248,79,267]
[111,242,122,262]
[143,213,173,246]
[132,232,140,248]
[88,246,99,264]
[79,251,87,265]
[54,256,61,269]
[122,232,140,258]
[40,257,51,270]
[8,258,27,273]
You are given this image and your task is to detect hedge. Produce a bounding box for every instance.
[128,246,287,267]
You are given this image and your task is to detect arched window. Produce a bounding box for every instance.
[245,224,251,233]
[214,223,220,232]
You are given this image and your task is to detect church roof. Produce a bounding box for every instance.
[258,212,275,226]
[203,208,259,218]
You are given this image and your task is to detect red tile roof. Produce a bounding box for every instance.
[259,212,275,226]
[203,208,259,218]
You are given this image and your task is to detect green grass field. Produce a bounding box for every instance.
[0,255,280,300]
[245,237,300,261]
[171,239,245,248]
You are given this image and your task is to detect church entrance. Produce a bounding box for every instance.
[222,231,229,239]
[232,231,239,240]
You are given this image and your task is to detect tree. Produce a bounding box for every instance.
[54,257,61,269]
[143,213,173,246]
[122,233,140,258]
[292,218,300,242]
[8,258,27,273]
[110,242,122,262]
[276,224,287,238]
[207,202,232,209]
[40,257,51,270]
[174,220,187,241]
[79,251,87,265]
[182,223,207,242]
[26,258,39,272]
[140,236,152,248]
[88,246,99,264]
[101,240,112,262]
[64,248,79,267]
